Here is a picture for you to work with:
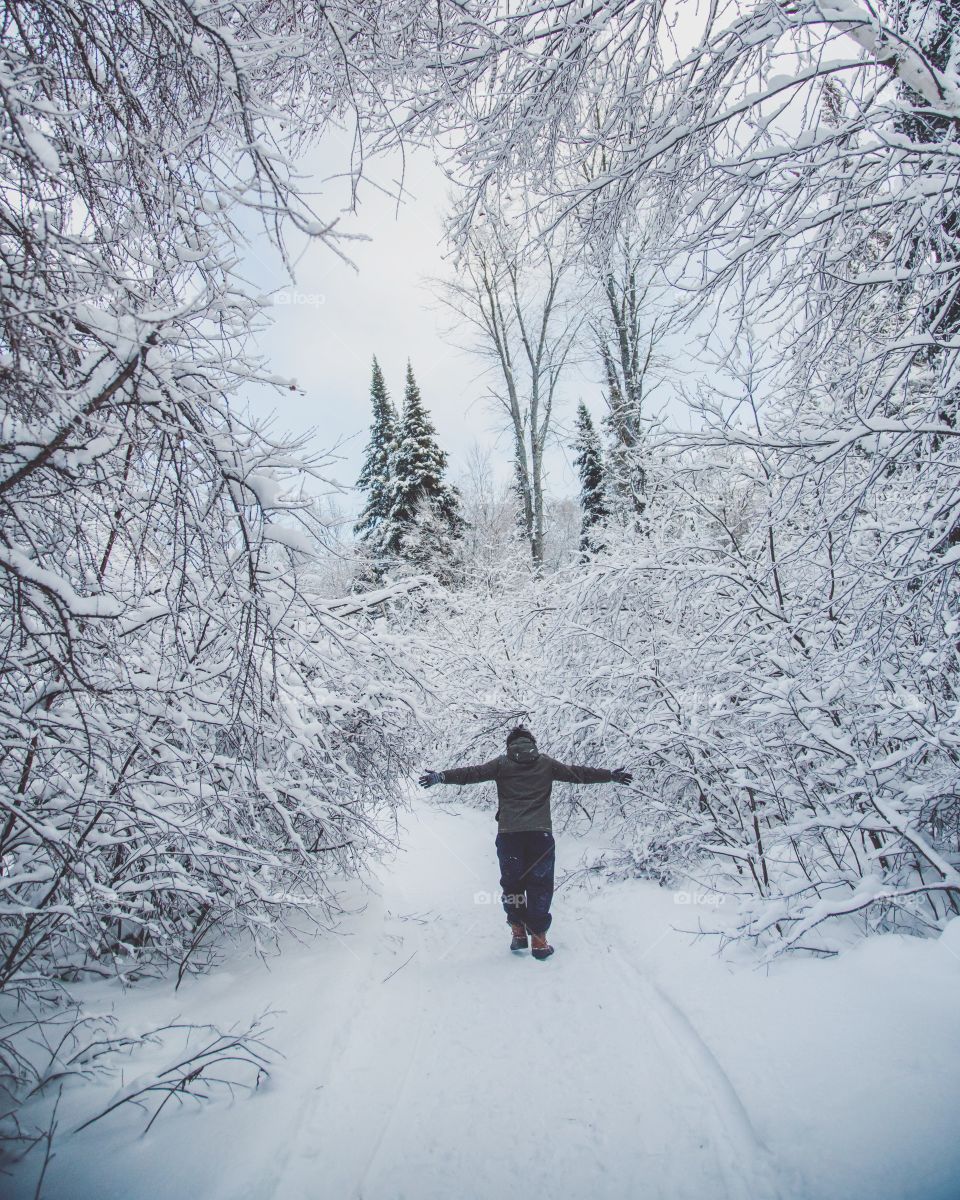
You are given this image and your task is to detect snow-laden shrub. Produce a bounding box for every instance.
[0,0,432,1000]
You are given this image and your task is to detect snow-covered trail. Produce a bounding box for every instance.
[16,797,960,1200]
[218,799,783,1200]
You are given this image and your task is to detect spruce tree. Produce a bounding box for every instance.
[354,357,397,574]
[573,401,609,554]
[383,363,465,579]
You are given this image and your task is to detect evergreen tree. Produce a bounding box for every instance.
[354,357,397,574]
[573,401,609,554]
[383,363,465,579]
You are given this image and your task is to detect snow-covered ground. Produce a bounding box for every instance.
[9,798,960,1200]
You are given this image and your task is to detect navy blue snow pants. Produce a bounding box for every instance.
[495,830,556,936]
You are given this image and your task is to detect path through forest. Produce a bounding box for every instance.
[249,800,783,1200]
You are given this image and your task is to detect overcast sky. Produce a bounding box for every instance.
[237,138,602,511]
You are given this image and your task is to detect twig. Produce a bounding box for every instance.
[381,950,417,984]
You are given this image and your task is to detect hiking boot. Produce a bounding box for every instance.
[510,923,528,952]
[530,931,554,960]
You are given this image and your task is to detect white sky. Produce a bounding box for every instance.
[238,140,600,510]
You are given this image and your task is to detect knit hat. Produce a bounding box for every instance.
[506,726,535,747]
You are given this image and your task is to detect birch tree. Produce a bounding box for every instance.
[437,223,582,568]
[586,234,670,521]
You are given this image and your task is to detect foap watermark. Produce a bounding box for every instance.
[474,890,525,907]
[272,290,326,308]
[674,889,726,907]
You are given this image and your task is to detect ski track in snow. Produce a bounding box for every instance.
[589,933,790,1200]
[245,800,787,1200]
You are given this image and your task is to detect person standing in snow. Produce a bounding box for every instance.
[419,727,632,960]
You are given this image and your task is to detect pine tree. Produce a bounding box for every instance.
[354,357,397,575]
[573,401,609,555]
[383,363,465,579]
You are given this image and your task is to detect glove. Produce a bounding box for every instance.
[611,767,633,785]
[419,771,444,788]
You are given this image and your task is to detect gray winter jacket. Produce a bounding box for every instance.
[439,737,614,833]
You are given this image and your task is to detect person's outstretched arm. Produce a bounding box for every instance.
[548,758,632,785]
[419,759,500,788]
